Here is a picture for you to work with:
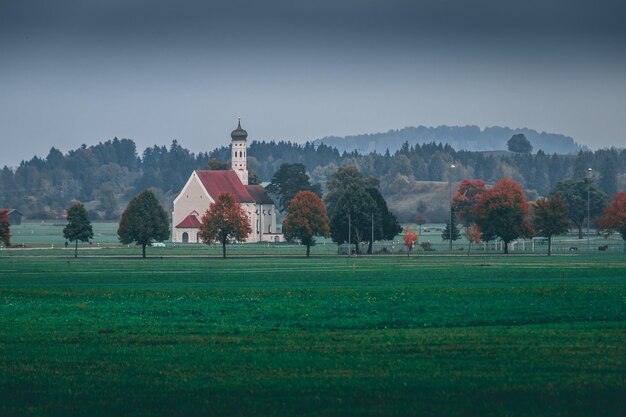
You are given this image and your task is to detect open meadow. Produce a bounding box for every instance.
[1,253,625,417]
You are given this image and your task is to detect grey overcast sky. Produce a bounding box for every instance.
[1,0,625,167]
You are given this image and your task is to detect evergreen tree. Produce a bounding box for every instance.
[441,206,461,244]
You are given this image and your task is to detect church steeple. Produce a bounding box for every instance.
[231,117,248,185]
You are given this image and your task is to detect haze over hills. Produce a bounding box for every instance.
[313,125,581,155]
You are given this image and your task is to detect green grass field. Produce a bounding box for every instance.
[1,255,625,416]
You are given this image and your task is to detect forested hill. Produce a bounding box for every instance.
[0,137,623,223]
[313,125,580,155]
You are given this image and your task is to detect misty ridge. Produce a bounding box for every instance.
[313,125,581,155]
[0,125,623,224]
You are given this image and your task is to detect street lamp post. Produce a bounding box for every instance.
[449,164,456,251]
[587,168,592,252]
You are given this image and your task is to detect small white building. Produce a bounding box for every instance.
[171,120,282,243]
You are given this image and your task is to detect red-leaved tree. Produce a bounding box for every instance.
[475,178,533,254]
[199,192,252,258]
[403,227,418,257]
[452,179,486,226]
[282,191,330,257]
[598,192,626,248]
[532,195,569,256]
[0,209,10,247]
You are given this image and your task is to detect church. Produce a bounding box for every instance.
[171,120,282,243]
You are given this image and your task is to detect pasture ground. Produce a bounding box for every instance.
[0,255,624,416]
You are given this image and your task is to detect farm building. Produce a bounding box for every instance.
[171,120,282,243]
[0,209,23,225]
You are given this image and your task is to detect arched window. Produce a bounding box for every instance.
[182,232,189,243]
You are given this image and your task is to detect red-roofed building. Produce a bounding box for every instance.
[172,120,282,243]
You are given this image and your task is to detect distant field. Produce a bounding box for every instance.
[4,221,625,256]
[0,256,624,416]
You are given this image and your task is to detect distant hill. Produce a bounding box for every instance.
[313,125,580,155]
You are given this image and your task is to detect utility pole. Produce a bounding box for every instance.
[587,168,593,253]
[348,213,351,255]
[371,212,374,255]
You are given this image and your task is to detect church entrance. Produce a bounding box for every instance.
[182,232,189,243]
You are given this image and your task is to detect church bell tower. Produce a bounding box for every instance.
[230,118,248,185]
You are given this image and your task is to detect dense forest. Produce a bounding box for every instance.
[0,137,624,223]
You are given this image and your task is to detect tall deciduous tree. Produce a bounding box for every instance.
[329,183,378,255]
[118,189,170,258]
[532,195,570,256]
[0,209,10,247]
[452,179,486,226]
[552,179,607,239]
[598,192,626,248]
[324,166,378,218]
[267,163,321,212]
[282,191,330,257]
[475,178,533,254]
[199,192,252,258]
[63,202,94,258]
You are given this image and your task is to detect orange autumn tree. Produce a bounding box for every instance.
[598,192,626,248]
[403,226,418,257]
[452,179,486,226]
[475,178,533,254]
[282,191,330,257]
[199,192,252,258]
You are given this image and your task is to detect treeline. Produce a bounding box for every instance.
[0,137,624,222]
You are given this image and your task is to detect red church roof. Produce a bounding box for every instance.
[194,170,274,205]
[175,214,202,229]
[196,170,256,203]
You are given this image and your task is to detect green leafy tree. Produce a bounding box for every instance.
[282,191,330,257]
[533,195,570,256]
[325,166,378,218]
[63,202,93,258]
[199,193,252,258]
[206,158,230,170]
[475,178,533,254]
[507,134,533,154]
[441,206,461,244]
[118,189,170,258]
[329,183,378,255]
[0,209,10,247]
[552,178,607,239]
[267,163,321,212]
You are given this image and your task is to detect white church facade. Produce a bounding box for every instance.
[171,120,282,243]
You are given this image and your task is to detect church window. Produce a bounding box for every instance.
[182,232,189,243]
